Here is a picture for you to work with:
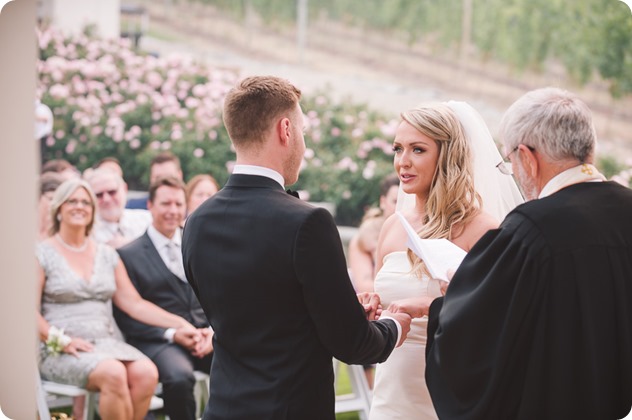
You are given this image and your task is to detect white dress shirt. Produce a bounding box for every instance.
[233,164,285,187]
[146,225,186,282]
[92,209,152,245]
[146,225,187,343]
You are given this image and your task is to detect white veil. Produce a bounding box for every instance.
[396,101,524,222]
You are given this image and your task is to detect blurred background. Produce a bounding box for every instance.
[36,0,632,226]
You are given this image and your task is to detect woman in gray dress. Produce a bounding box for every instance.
[36,178,197,420]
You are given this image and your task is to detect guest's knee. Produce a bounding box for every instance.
[89,359,129,394]
[128,359,159,391]
[162,368,195,394]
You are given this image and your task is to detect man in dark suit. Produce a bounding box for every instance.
[393,87,632,419]
[182,76,411,420]
[114,176,213,420]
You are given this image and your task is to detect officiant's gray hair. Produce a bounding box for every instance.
[499,87,597,164]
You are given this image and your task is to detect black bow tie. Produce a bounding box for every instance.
[286,189,300,198]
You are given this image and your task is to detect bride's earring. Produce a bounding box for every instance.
[56,214,62,222]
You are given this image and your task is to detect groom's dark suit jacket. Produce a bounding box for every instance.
[182,174,399,420]
[113,232,209,359]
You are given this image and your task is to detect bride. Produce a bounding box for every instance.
[369,102,523,419]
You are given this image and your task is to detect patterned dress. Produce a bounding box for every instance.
[37,241,146,387]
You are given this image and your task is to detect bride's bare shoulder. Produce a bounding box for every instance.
[459,210,500,250]
[376,213,408,256]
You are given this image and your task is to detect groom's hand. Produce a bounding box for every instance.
[356,292,382,320]
[381,310,412,347]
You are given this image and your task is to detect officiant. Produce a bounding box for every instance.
[421,88,632,419]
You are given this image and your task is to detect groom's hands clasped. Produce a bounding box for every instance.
[356,292,383,320]
[356,292,413,347]
[380,310,412,347]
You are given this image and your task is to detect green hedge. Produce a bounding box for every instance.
[38,27,397,226]
[37,27,632,226]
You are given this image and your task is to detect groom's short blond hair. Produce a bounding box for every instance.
[223,76,302,149]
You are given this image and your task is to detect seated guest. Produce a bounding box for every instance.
[127,152,184,210]
[348,173,399,294]
[94,156,124,179]
[114,176,213,420]
[36,178,196,420]
[85,169,151,248]
[41,158,80,180]
[185,173,219,216]
[38,172,64,241]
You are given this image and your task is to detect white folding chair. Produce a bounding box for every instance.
[154,370,209,419]
[40,381,97,420]
[41,380,163,419]
[193,370,210,418]
[333,359,372,420]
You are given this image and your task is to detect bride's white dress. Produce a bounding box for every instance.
[369,251,439,420]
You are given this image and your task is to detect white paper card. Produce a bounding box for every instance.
[396,212,467,282]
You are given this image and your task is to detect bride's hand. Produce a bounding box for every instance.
[387,296,434,318]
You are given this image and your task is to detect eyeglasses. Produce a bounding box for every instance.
[496,145,535,175]
[65,199,92,207]
[95,189,118,199]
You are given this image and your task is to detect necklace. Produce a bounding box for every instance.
[55,234,88,252]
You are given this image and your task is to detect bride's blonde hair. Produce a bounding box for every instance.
[400,104,481,275]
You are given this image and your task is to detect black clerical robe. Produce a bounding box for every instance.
[426,182,632,420]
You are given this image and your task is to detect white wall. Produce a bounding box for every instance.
[0,0,38,418]
[41,0,120,39]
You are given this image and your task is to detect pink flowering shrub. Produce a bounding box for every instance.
[37,27,400,225]
[295,93,398,224]
[38,27,238,191]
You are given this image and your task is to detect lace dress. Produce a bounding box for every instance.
[369,251,439,420]
[36,241,146,387]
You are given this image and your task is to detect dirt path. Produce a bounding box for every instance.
[135,0,632,160]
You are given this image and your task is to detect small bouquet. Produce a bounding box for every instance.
[46,326,72,356]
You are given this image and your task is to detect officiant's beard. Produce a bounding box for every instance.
[514,160,538,201]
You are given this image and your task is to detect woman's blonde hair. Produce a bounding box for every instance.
[400,104,481,274]
[49,178,97,237]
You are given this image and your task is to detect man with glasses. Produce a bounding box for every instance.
[86,168,151,248]
[419,87,632,419]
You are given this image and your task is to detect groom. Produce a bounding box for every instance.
[182,75,411,420]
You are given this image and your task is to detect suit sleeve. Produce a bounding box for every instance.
[426,296,443,359]
[294,208,397,365]
[425,212,549,418]
[113,251,168,343]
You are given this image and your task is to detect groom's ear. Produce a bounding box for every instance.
[276,117,292,147]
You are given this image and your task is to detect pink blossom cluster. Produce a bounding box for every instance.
[37,26,238,159]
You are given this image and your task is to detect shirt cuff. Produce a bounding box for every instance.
[378,316,402,345]
[163,327,176,343]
